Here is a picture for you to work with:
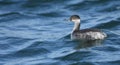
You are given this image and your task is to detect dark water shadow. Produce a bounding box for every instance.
[59,34,105,50]
[92,19,120,29]
[73,39,104,50]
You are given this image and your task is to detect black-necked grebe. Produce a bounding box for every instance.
[69,15,107,40]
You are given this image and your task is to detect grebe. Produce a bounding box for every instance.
[69,15,107,40]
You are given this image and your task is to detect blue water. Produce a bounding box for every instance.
[0,0,120,65]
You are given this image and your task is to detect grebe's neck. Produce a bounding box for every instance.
[72,20,80,32]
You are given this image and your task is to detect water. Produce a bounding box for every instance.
[0,0,120,65]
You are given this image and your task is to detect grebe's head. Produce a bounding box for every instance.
[70,15,80,23]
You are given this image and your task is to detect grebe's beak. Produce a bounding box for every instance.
[63,19,69,21]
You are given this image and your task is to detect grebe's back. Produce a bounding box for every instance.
[71,29,107,40]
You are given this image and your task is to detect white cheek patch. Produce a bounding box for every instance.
[72,19,80,23]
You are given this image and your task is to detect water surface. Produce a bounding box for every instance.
[0,0,120,65]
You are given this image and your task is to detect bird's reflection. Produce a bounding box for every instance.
[60,34,104,50]
[73,39,104,50]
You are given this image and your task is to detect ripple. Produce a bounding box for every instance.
[38,11,65,17]
[12,47,50,58]
[64,0,110,11]
[98,2,120,12]
[0,12,33,22]
[93,18,120,29]
[55,50,98,61]
[93,45,120,52]
[0,1,16,5]
[0,37,34,55]
[70,62,95,65]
